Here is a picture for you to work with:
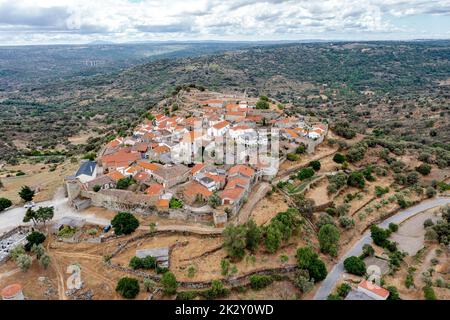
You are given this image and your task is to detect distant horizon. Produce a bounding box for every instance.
[1,37,450,47]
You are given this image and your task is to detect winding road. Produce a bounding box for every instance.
[313,196,450,300]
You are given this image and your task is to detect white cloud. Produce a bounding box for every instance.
[0,0,449,44]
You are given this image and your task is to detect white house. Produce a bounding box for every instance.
[208,120,230,137]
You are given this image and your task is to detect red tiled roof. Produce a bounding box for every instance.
[156,199,169,208]
[220,187,245,200]
[358,280,390,299]
[107,171,125,181]
[225,177,249,189]
[183,181,213,199]
[191,163,205,175]
[145,183,164,196]
[137,161,160,171]
[212,121,230,130]
[204,172,225,183]
[228,164,255,178]
[134,171,149,182]
[1,284,22,298]
[153,145,170,154]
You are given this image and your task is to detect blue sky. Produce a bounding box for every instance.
[0,0,449,45]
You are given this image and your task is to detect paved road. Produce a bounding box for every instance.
[313,196,450,300]
[0,188,109,234]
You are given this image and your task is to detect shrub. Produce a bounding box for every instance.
[387,286,400,300]
[374,186,389,197]
[116,177,134,190]
[415,163,431,176]
[57,226,77,238]
[111,212,139,235]
[116,277,140,299]
[176,291,198,300]
[423,286,437,300]
[93,185,101,192]
[406,172,419,186]
[143,278,155,292]
[169,197,183,209]
[16,254,32,272]
[295,144,306,154]
[296,246,327,282]
[0,198,12,212]
[39,254,51,269]
[360,244,375,259]
[298,167,315,180]
[316,213,335,229]
[220,258,230,276]
[10,245,25,261]
[31,244,45,259]
[327,294,343,300]
[294,270,314,293]
[425,186,436,198]
[332,121,356,139]
[202,280,229,299]
[333,153,346,164]
[347,171,365,189]
[287,153,299,161]
[388,223,398,233]
[249,275,273,290]
[343,256,366,276]
[309,160,321,171]
[423,218,434,228]
[318,224,340,257]
[339,216,355,229]
[161,272,178,295]
[337,283,352,298]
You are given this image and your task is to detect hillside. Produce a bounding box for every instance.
[1,41,449,163]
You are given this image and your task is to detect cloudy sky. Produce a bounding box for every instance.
[0,0,449,45]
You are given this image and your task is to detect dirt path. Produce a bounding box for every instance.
[47,241,67,301]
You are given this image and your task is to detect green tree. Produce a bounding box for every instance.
[111,212,139,235]
[93,185,101,192]
[387,286,400,300]
[23,208,38,225]
[116,277,140,299]
[0,198,12,212]
[256,100,269,109]
[222,225,247,260]
[343,256,366,276]
[370,225,391,247]
[337,283,352,298]
[169,197,183,209]
[35,206,54,226]
[245,219,261,252]
[116,177,133,190]
[25,231,46,251]
[298,167,315,180]
[347,171,365,189]
[294,195,315,218]
[208,193,221,209]
[19,186,35,202]
[249,275,273,290]
[333,153,346,164]
[296,246,327,282]
[309,160,321,171]
[318,224,340,257]
[161,272,178,295]
[264,223,282,253]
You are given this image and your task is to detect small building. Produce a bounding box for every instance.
[51,217,86,234]
[75,160,97,183]
[136,247,169,268]
[1,284,24,300]
[350,280,390,300]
